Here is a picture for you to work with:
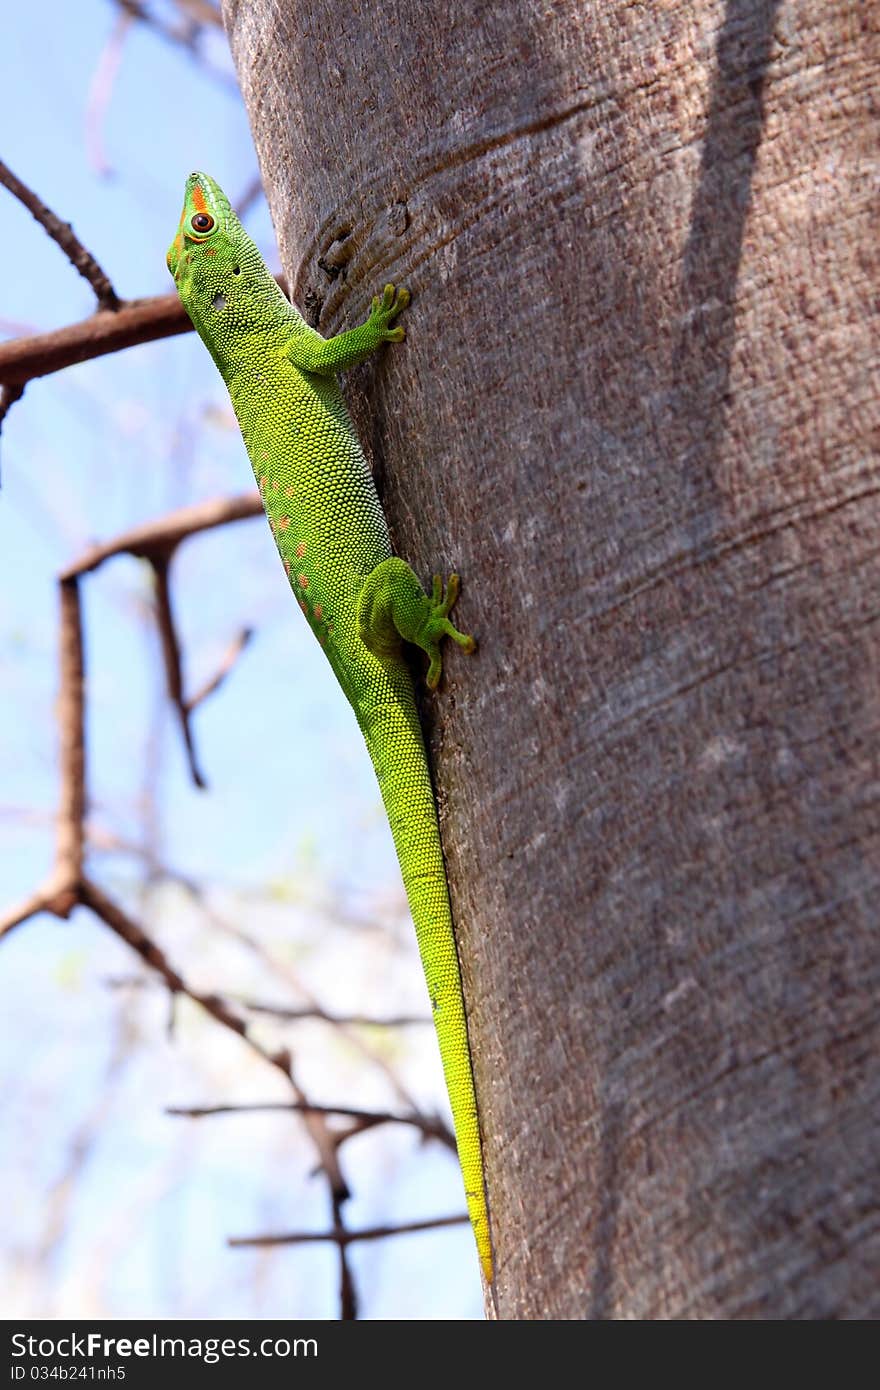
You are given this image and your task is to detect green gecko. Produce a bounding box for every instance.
[167,173,492,1283]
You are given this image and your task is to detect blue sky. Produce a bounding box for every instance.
[0,1,481,1319]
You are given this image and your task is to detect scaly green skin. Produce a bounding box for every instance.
[167,173,492,1282]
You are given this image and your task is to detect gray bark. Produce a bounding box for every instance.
[222,0,880,1318]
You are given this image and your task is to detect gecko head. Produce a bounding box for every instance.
[166,171,250,305]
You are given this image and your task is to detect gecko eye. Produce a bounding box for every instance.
[190,213,215,233]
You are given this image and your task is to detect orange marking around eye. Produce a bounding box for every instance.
[298,574,309,588]
[295,542,306,558]
[191,183,208,215]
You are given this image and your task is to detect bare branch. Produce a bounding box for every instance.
[54,580,87,903]
[0,578,86,938]
[0,886,57,939]
[0,158,120,311]
[58,496,261,781]
[0,294,190,387]
[228,1213,469,1249]
[0,382,25,440]
[165,1099,456,1149]
[0,277,287,389]
[60,493,263,580]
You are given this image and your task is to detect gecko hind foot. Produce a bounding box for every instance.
[357,557,476,689]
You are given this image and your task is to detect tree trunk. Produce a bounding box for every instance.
[221,0,879,1318]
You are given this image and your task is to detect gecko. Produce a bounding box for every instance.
[167,172,492,1283]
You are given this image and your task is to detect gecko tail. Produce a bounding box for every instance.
[362,698,493,1282]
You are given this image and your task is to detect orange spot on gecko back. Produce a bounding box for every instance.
[284,486,295,499]
[298,574,309,588]
[295,542,306,558]
[204,247,216,256]
[259,476,267,490]
[313,603,323,621]
[278,516,290,530]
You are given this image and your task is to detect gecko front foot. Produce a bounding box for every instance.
[368,283,410,342]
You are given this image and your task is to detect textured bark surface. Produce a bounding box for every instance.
[222,0,879,1318]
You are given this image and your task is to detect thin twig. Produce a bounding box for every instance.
[165,1100,456,1149]
[78,875,349,1199]
[333,1191,357,1319]
[234,996,431,1029]
[185,627,253,714]
[151,550,206,789]
[0,159,120,311]
[85,10,135,178]
[228,1213,469,1249]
